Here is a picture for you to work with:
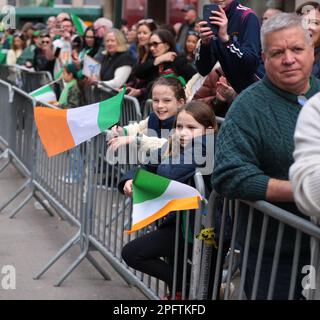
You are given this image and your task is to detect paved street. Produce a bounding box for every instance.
[0,157,146,300]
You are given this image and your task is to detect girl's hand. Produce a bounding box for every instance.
[216,76,237,103]
[123,179,133,197]
[107,136,135,151]
[111,125,124,137]
[209,6,229,43]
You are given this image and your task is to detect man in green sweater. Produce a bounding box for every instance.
[212,13,320,299]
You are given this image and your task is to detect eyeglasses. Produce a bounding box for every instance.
[42,41,50,44]
[85,35,95,39]
[94,25,104,32]
[138,18,154,25]
[149,41,163,48]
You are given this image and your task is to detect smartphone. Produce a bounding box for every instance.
[54,47,61,58]
[203,4,220,34]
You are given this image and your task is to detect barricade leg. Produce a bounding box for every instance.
[33,230,81,280]
[33,191,55,218]
[9,191,33,219]
[0,179,31,212]
[54,246,88,287]
[86,252,112,281]
[0,157,10,173]
[0,148,9,160]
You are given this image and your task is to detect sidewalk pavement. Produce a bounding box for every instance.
[0,159,146,300]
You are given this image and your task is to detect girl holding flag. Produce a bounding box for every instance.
[119,101,216,299]
[108,76,186,155]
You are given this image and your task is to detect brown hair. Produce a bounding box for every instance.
[151,76,186,102]
[12,33,26,51]
[137,20,158,63]
[165,101,216,157]
[176,101,217,130]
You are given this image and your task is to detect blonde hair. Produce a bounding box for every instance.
[105,28,128,53]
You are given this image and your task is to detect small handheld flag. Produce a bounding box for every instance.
[34,88,125,157]
[126,169,203,234]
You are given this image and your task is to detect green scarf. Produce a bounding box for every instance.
[58,79,77,106]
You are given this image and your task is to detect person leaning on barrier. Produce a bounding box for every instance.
[289,93,320,300]
[196,0,264,94]
[211,13,320,299]
[120,101,216,300]
[107,76,186,155]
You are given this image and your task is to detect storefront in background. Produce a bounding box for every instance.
[123,0,198,27]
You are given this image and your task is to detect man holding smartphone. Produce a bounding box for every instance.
[196,0,264,93]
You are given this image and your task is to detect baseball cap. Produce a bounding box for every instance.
[182,4,197,12]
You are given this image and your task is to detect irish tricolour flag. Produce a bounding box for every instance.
[71,14,87,36]
[127,169,203,234]
[30,84,57,104]
[34,88,125,157]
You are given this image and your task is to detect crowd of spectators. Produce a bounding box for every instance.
[1,0,320,300]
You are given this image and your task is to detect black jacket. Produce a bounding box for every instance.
[100,51,135,81]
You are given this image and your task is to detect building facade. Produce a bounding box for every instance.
[0,0,313,28]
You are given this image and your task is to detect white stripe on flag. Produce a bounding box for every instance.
[67,102,100,145]
[37,91,56,103]
[132,181,200,225]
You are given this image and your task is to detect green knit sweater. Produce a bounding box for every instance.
[212,75,320,254]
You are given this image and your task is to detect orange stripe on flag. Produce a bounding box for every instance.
[126,196,200,234]
[34,107,75,157]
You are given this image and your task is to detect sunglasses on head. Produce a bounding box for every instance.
[138,18,154,25]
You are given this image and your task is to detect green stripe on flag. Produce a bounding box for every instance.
[133,169,171,204]
[71,14,86,36]
[97,87,125,131]
[30,84,52,97]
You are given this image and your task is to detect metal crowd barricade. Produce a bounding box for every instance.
[31,88,143,287]
[199,191,320,300]
[0,64,22,87]
[143,99,153,119]
[84,137,209,299]
[0,80,12,151]
[18,68,53,93]
[0,85,53,219]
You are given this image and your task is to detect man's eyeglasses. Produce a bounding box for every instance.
[94,25,104,32]
[42,41,50,44]
[149,41,163,48]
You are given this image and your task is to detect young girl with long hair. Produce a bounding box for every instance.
[119,101,216,299]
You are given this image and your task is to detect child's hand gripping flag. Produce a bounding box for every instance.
[34,87,125,157]
[126,168,203,234]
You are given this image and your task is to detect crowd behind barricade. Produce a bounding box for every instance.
[1,0,320,300]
